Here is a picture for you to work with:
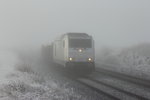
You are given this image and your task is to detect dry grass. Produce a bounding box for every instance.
[15,62,34,74]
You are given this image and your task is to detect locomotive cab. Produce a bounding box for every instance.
[53,33,95,72]
[65,33,95,71]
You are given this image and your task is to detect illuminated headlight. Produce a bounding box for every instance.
[69,57,73,61]
[78,49,82,52]
[88,58,92,61]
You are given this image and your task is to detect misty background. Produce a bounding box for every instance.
[0,0,150,49]
[0,1,150,99]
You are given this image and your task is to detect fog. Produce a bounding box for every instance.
[0,0,150,49]
[1,1,150,99]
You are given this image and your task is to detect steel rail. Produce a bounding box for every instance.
[76,78,120,100]
[86,77,149,100]
[96,67,150,88]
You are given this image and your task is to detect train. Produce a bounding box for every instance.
[42,33,95,72]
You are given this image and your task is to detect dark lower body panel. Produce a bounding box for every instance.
[65,62,95,73]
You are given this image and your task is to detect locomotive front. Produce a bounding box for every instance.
[65,33,95,71]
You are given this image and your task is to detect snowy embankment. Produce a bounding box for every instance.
[97,43,150,80]
[0,50,103,100]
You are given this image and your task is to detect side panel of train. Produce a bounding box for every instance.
[53,35,68,66]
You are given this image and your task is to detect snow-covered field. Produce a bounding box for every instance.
[0,50,105,100]
[97,43,150,80]
[1,43,150,100]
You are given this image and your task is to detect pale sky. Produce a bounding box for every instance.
[0,0,150,48]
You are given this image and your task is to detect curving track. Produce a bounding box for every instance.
[75,66,150,100]
[49,64,150,100]
[77,76,149,100]
[95,67,150,88]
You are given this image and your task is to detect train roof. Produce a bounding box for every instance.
[66,33,91,38]
[57,33,91,40]
[67,33,89,36]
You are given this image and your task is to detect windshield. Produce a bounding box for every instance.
[69,39,92,48]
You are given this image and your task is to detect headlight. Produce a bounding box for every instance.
[88,58,92,61]
[69,57,73,61]
[78,49,82,52]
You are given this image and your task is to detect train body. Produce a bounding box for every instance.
[42,33,95,71]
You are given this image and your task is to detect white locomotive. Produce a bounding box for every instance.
[42,33,95,71]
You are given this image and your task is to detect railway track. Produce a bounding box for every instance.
[48,65,150,100]
[95,67,150,88]
[77,77,149,100]
[76,67,150,100]
[77,78,120,100]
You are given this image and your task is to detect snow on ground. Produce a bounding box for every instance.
[0,50,106,100]
[97,43,150,80]
[2,43,150,100]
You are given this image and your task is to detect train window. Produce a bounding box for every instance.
[69,39,92,48]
